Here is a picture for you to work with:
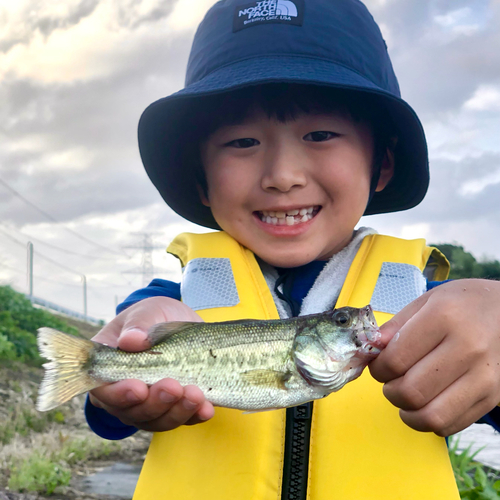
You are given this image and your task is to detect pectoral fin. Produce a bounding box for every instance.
[240,369,292,390]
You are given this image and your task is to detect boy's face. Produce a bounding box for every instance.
[200,109,393,268]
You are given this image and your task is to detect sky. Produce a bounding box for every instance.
[0,0,499,323]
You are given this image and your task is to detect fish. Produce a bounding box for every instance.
[36,305,383,412]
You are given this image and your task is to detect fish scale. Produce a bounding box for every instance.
[36,306,383,412]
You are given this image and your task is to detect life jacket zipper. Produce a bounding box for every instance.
[281,402,313,500]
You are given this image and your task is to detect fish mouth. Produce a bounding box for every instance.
[256,206,320,226]
[355,305,383,357]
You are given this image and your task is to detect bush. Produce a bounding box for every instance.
[8,452,71,495]
[0,332,16,360]
[0,286,78,364]
[6,436,121,495]
[433,244,500,280]
[449,437,500,499]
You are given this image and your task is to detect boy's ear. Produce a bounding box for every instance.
[197,184,210,207]
[375,139,397,192]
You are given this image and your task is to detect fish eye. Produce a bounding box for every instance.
[334,312,351,326]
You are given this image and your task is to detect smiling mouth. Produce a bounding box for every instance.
[257,206,320,226]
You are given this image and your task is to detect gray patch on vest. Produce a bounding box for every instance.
[181,258,240,311]
[370,262,426,315]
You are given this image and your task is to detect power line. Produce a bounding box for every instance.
[0,227,83,277]
[0,223,121,261]
[0,229,136,288]
[0,177,127,257]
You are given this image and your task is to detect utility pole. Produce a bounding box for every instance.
[27,241,33,300]
[26,241,88,318]
[82,274,87,321]
[123,233,164,287]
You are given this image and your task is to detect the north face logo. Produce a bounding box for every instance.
[233,0,304,32]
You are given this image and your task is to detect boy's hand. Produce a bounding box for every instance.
[88,297,215,431]
[369,279,500,437]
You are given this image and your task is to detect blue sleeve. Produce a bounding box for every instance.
[85,279,181,440]
[116,278,181,314]
[427,279,500,432]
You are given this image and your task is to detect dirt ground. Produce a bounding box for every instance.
[0,361,151,500]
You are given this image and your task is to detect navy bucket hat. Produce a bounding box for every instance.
[138,0,429,229]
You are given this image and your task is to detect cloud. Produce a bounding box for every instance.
[0,0,100,52]
[1,0,500,320]
[365,0,500,120]
[0,0,180,82]
[464,84,500,111]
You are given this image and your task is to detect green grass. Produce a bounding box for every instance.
[7,435,121,495]
[449,437,500,499]
[0,405,66,445]
[8,452,72,495]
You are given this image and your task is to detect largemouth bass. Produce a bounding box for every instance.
[36,305,382,412]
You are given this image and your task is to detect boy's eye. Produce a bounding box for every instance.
[225,138,260,148]
[304,131,338,142]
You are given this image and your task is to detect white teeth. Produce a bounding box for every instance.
[259,206,317,226]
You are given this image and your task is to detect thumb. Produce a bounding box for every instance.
[92,297,203,352]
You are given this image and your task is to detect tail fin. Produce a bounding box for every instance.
[37,328,103,412]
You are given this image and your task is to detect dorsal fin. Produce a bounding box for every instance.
[147,321,198,346]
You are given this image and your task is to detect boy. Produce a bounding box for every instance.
[85,1,500,499]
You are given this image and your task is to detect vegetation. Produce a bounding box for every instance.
[7,436,120,495]
[0,403,66,446]
[0,285,78,365]
[449,437,500,500]
[432,244,500,280]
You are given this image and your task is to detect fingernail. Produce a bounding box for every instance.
[160,391,177,403]
[122,328,148,342]
[126,391,141,404]
[390,331,401,343]
[182,399,198,410]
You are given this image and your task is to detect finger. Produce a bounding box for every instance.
[382,338,470,411]
[92,319,124,347]
[136,400,215,432]
[90,379,149,410]
[184,401,216,425]
[134,385,211,432]
[430,397,498,437]
[377,290,432,346]
[398,370,498,436]
[370,304,448,384]
[114,379,185,424]
[118,297,204,352]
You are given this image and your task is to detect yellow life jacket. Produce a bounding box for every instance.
[133,231,458,500]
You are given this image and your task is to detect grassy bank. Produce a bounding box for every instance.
[0,359,150,499]
[0,286,149,498]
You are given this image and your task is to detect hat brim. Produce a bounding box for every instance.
[138,56,429,229]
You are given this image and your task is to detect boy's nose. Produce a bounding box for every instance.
[261,150,307,193]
